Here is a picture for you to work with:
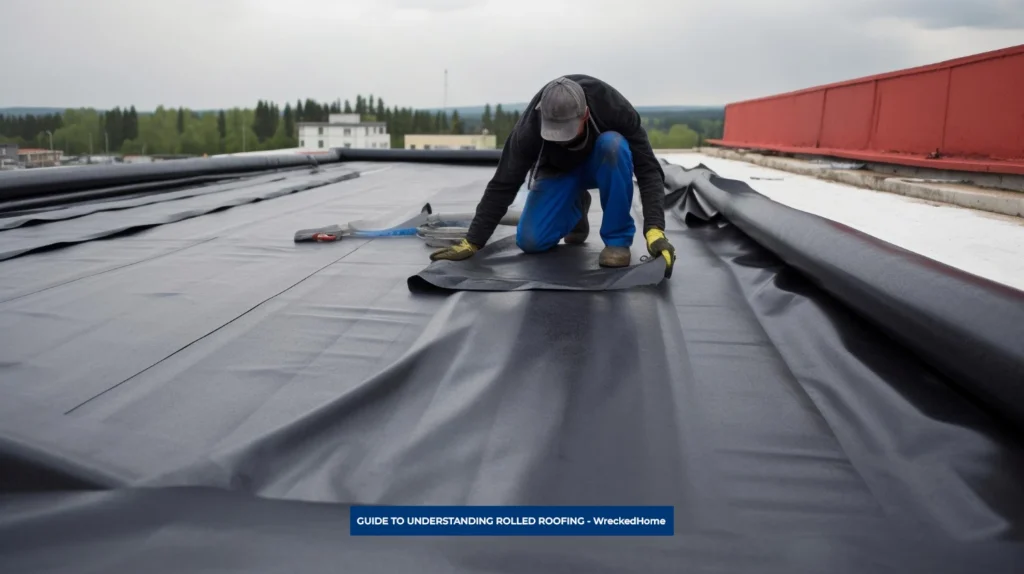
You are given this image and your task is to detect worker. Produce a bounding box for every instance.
[429,75,675,276]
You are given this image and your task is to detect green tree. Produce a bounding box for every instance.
[0,113,62,142]
[302,99,325,122]
[267,114,296,150]
[217,110,227,139]
[495,108,520,144]
[481,103,493,134]
[389,106,408,148]
[180,113,221,155]
[670,123,698,148]
[53,108,103,155]
[125,106,138,141]
[697,118,723,140]
[102,107,126,151]
[253,101,263,140]
[270,102,280,138]
[344,100,352,114]
[283,103,295,139]
[647,123,699,149]
[139,106,181,154]
[115,107,127,149]
[3,92,468,157]
[253,100,280,143]
[221,108,258,153]
[450,110,464,135]
[494,104,509,146]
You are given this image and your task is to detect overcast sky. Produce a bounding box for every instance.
[2,0,1021,110]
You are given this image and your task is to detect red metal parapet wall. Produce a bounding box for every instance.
[708,44,1024,175]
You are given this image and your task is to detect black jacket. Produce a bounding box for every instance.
[465,74,665,247]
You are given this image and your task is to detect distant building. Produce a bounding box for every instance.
[404,133,497,150]
[17,148,63,168]
[297,113,390,150]
[0,143,18,168]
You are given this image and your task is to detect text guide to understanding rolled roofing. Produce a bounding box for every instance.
[350,506,674,536]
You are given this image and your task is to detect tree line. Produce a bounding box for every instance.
[0,113,65,145]
[0,95,720,156]
[642,109,724,149]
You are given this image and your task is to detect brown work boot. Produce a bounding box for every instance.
[599,246,631,268]
[563,191,592,245]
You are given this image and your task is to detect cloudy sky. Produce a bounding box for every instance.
[2,0,1021,109]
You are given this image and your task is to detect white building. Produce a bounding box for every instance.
[297,113,390,150]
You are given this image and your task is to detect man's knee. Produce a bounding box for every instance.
[595,131,631,164]
[516,231,557,254]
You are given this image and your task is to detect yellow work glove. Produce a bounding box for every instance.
[645,228,676,278]
[430,238,480,261]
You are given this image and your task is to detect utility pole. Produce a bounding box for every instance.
[105,132,109,156]
[89,133,93,163]
[242,124,246,152]
[443,69,448,115]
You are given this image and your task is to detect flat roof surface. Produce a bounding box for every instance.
[0,157,1022,572]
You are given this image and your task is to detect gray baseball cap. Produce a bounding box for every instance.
[536,77,587,142]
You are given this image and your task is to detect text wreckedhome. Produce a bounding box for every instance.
[354,516,669,526]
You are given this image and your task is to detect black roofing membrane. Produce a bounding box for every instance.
[408,229,668,291]
[0,170,298,229]
[1,158,1023,573]
[0,167,359,261]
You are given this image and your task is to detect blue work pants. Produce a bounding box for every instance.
[516,131,635,252]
